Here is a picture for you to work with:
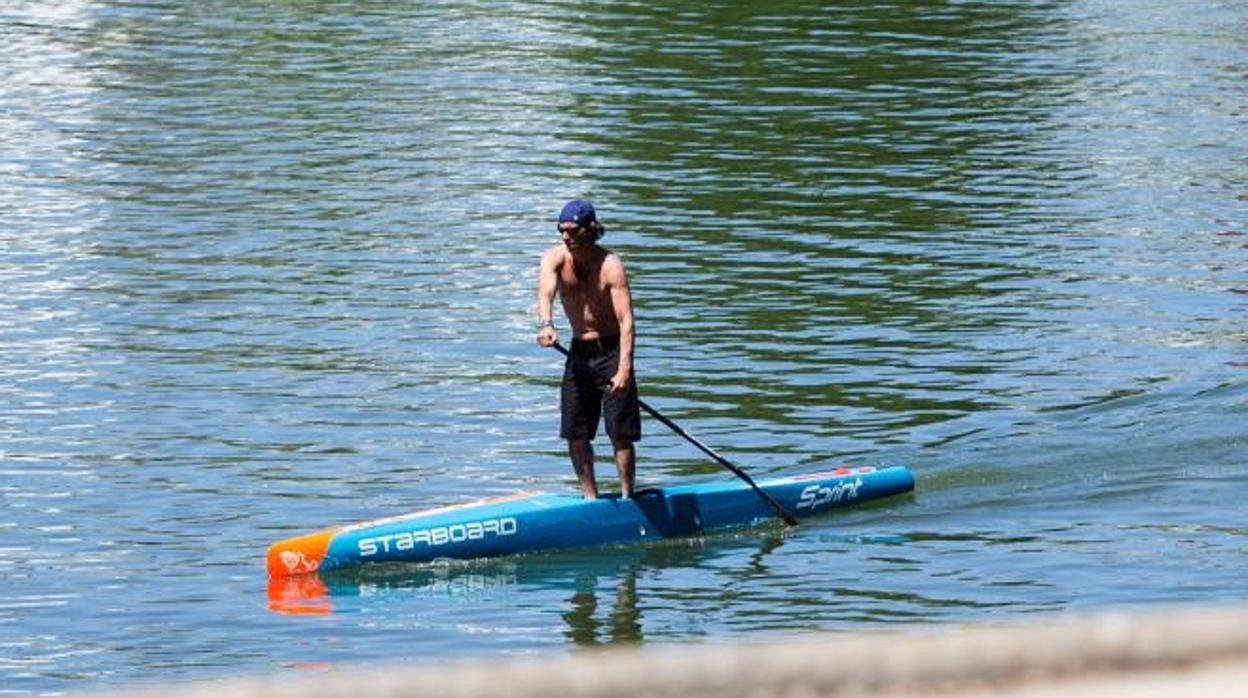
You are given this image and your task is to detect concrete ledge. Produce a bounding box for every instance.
[88,604,1248,697]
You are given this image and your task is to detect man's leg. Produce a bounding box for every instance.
[568,438,598,499]
[611,436,636,498]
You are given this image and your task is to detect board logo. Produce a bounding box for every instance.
[280,551,320,574]
[358,517,519,557]
[796,478,864,511]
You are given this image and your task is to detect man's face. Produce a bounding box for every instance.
[558,221,593,249]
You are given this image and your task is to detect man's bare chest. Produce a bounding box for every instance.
[558,263,606,297]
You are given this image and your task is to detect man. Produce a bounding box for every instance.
[536,199,641,499]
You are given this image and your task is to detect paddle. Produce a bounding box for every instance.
[551,341,798,526]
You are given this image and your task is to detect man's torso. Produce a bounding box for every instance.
[551,244,620,340]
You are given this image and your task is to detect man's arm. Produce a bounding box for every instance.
[536,247,559,347]
[605,254,635,392]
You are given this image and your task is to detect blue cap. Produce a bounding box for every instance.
[558,199,598,226]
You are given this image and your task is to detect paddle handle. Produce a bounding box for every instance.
[550,341,798,526]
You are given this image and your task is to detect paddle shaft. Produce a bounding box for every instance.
[551,341,798,526]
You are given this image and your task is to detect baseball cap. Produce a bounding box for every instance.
[558,199,598,226]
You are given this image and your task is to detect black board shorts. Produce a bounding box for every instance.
[560,335,642,443]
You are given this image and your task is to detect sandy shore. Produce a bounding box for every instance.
[86,603,1248,697]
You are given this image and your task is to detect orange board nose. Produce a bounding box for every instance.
[266,529,335,578]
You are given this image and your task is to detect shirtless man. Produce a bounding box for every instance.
[535,199,640,499]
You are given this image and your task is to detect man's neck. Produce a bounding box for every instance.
[568,243,601,261]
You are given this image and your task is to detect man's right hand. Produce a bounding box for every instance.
[536,325,557,347]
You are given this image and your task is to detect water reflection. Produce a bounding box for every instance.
[268,533,792,647]
[561,556,642,646]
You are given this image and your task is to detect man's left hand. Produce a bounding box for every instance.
[609,371,630,393]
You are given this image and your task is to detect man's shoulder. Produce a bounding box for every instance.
[541,244,568,263]
[598,246,626,266]
[597,247,630,282]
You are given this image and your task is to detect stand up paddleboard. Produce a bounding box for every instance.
[267,465,914,578]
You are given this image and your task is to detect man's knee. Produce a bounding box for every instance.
[609,436,635,452]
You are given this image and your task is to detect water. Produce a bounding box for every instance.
[2,0,1245,693]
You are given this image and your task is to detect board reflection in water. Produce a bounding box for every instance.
[270,533,795,648]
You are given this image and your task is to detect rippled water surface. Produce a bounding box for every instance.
[2,0,1246,693]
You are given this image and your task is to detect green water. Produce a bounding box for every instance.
[1,0,1245,693]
